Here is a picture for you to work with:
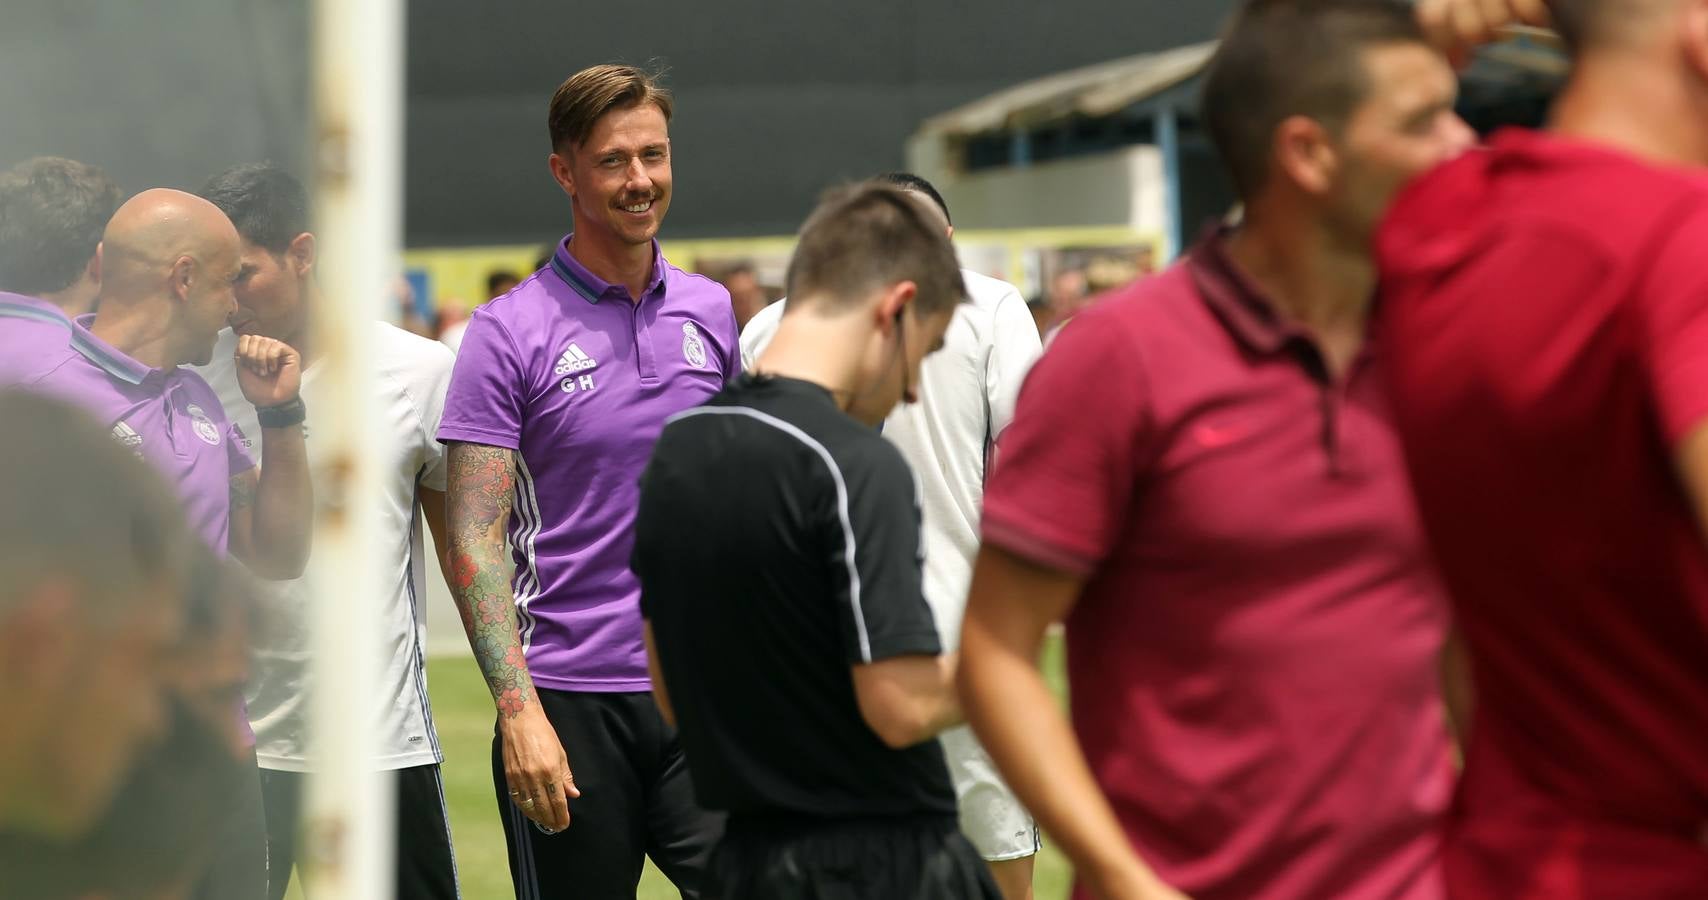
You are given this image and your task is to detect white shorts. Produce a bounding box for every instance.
[939,723,1041,861]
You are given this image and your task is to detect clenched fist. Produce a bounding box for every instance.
[234,334,303,410]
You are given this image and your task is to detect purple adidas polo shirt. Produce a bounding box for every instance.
[438,237,739,691]
[17,315,255,554]
[0,292,75,382]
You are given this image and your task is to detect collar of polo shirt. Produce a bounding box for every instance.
[550,236,669,305]
[70,313,154,385]
[1186,227,1321,357]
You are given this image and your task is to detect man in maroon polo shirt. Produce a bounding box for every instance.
[1378,1,1708,896]
[958,3,1475,899]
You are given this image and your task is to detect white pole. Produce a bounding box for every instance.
[300,0,404,895]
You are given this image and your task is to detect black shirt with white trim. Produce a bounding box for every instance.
[634,374,956,821]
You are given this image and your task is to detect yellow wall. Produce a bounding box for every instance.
[404,225,1160,313]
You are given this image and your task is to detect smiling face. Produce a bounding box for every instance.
[550,102,672,249]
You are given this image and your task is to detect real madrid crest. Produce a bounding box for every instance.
[186,403,222,446]
[681,321,707,370]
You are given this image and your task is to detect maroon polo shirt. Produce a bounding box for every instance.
[982,231,1454,900]
[1377,129,1708,899]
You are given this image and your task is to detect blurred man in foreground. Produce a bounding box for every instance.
[960,2,1474,898]
[0,389,193,840]
[1381,0,1708,894]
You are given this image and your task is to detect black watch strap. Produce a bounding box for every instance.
[256,396,307,429]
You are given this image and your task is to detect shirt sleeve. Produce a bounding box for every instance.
[833,440,941,664]
[413,339,457,490]
[226,421,257,477]
[711,288,744,384]
[739,300,783,371]
[1639,202,1708,447]
[436,308,528,450]
[983,286,1044,439]
[981,308,1152,576]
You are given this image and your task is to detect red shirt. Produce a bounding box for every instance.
[1376,129,1708,899]
[983,233,1454,900]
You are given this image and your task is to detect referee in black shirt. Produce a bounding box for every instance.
[632,182,1000,900]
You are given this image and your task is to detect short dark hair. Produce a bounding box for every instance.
[0,157,122,296]
[1201,0,1428,199]
[873,172,951,227]
[486,270,521,295]
[785,183,965,317]
[198,163,309,255]
[548,64,674,154]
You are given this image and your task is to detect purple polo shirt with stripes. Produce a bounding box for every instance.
[6,315,255,555]
[438,236,740,691]
[0,292,75,382]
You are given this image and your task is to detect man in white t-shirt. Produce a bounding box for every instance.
[194,164,462,900]
[740,172,1043,900]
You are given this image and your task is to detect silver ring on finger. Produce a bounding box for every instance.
[520,797,536,809]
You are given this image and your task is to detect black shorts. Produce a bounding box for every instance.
[493,688,722,900]
[258,764,460,900]
[706,814,1002,900]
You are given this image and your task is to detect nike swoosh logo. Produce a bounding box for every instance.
[1193,423,1247,448]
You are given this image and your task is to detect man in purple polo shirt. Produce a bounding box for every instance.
[959,4,1474,900]
[0,157,123,380]
[439,64,736,899]
[5,187,314,900]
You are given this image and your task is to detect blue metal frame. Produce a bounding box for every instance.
[1154,106,1183,262]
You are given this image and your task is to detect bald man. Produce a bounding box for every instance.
[1377,1,1708,896]
[1,188,314,899]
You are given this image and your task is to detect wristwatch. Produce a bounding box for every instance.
[256,396,307,430]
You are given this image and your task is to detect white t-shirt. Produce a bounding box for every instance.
[741,269,1042,647]
[196,322,456,771]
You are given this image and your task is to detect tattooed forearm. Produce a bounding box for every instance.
[229,473,257,510]
[446,442,535,719]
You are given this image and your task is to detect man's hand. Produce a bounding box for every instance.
[499,705,580,833]
[1417,0,1553,63]
[233,334,303,409]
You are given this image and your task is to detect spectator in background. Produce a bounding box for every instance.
[961,2,1473,898]
[720,262,769,331]
[438,304,472,353]
[0,157,124,379]
[395,275,435,338]
[1044,267,1089,328]
[1133,244,1157,278]
[0,389,195,841]
[1025,296,1052,340]
[488,269,521,300]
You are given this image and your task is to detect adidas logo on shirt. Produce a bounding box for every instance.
[554,343,597,376]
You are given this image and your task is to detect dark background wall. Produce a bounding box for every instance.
[2,0,1237,248]
[407,0,1238,245]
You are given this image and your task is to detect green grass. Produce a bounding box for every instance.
[292,636,1075,899]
